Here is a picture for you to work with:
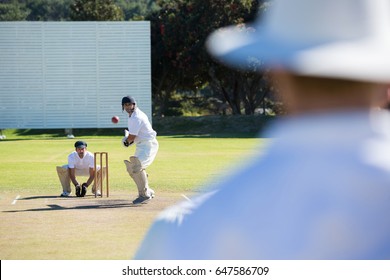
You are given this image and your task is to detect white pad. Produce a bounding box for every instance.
[124,157,152,197]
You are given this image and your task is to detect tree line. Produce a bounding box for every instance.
[0,0,281,116]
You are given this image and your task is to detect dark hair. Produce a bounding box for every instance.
[74,141,87,148]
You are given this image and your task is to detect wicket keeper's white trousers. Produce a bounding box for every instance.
[56,165,106,193]
[134,138,159,169]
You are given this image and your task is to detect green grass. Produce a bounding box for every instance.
[0,135,265,193]
[0,131,268,259]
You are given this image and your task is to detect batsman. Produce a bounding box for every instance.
[121,96,159,204]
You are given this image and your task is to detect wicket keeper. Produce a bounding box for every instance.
[56,141,105,197]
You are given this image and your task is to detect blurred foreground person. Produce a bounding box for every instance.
[135,0,390,259]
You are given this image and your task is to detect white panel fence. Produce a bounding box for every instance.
[0,21,151,129]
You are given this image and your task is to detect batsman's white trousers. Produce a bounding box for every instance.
[56,165,106,193]
[134,138,159,169]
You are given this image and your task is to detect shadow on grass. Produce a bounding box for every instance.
[3,199,146,213]
[20,195,59,200]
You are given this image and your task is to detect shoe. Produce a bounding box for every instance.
[75,186,81,197]
[80,185,87,197]
[60,191,70,197]
[92,189,101,196]
[147,188,155,198]
[132,196,152,204]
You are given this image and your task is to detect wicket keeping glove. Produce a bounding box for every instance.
[80,183,87,197]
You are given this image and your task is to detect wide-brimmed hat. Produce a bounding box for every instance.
[206,0,390,83]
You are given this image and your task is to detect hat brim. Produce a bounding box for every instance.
[206,25,390,83]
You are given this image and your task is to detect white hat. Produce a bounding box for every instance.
[206,0,390,83]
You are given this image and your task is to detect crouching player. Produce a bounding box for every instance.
[56,141,105,197]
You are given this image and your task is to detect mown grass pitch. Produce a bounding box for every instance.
[0,133,266,259]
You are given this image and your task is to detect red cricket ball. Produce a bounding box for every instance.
[111,116,119,124]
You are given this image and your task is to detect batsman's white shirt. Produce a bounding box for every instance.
[128,107,158,168]
[128,108,157,141]
[135,110,390,260]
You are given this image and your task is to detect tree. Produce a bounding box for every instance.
[0,0,74,21]
[70,0,124,21]
[148,0,273,116]
[116,0,160,21]
[0,1,29,20]
[25,0,73,21]
[195,0,272,115]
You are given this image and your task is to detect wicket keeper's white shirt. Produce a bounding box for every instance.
[67,151,94,170]
[128,108,157,141]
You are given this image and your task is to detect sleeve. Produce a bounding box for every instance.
[67,153,75,168]
[127,117,142,136]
